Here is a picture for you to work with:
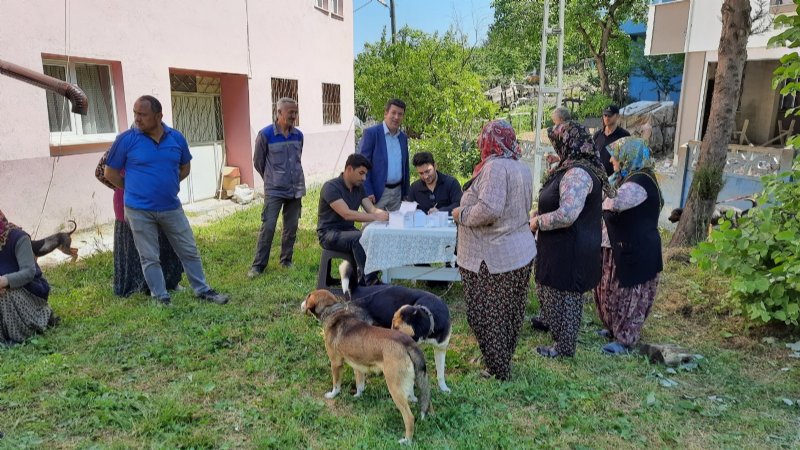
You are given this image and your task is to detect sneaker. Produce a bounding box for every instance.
[197,289,229,305]
[155,295,172,306]
[247,267,262,279]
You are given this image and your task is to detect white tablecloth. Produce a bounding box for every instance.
[360,223,457,274]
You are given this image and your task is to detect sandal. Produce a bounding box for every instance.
[595,329,613,339]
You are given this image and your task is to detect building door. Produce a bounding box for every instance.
[170,74,225,203]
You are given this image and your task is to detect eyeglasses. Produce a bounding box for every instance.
[428,193,436,201]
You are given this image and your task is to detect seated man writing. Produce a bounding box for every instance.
[317,154,389,286]
[406,152,462,214]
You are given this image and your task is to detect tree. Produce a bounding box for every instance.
[355,27,495,139]
[355,27,497,176]
[630,39,684,101]
[485,0,646,99]
[569,0,646,98]
[670,0,753,247]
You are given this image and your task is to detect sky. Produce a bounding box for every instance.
[353,0,494,55]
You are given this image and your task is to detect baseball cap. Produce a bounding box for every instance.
[603,105,620,116]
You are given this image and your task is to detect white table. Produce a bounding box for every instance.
[360,223,460,283]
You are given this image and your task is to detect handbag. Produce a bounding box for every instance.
[95,149,117,190]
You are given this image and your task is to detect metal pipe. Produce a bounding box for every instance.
[0,58,88,115]
[533,0,550,186]
[390,0,397,43]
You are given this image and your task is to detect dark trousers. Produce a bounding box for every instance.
[318,228,376,283]
[251,196,302,270]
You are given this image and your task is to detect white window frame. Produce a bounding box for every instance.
[43,59,119,146]
[331,0,343,17]
[315,0,329,12]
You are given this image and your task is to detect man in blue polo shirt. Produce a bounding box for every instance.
[247,97,306,279]
[104,95,229,306]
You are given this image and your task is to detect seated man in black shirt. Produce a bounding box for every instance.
[406,152,462,214]
[317,154,389,286]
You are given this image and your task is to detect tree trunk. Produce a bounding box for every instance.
[670,0,751,247]
[595,54,611,98]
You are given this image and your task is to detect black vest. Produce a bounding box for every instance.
[535,166,603,292]
[0,229,50,299]
[603,171,664,287]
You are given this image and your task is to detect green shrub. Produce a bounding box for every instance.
[574,92,614,121]
[409,131,480,179]
[692,156,800,326]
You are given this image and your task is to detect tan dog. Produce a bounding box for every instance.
[301,289,431,444]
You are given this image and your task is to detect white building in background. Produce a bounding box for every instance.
[0,0,355,233]
[645,0,795,154]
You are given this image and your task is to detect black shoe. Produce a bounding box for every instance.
[197,289,229,305]
[280,262,293,269]
[156,295,172,306]
[530,316,549,332]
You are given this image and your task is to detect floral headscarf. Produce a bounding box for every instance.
[545,121,615,198]
[472,119,522,177]
[606,137,655,186]
[0,209,20,251]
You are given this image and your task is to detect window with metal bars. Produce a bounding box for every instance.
[272,78,299,124]
[322,83,341,125]
[43,60,118,142]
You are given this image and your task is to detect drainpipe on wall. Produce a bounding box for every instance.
[0,58,88,115]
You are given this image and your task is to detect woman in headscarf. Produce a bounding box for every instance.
[0,209,58,345]
[529,121,614,358]
[596,137,663,354]
[112,187,183,297]
[451,120,536,380]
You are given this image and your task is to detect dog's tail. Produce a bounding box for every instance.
[407,344,431,418]
[339,260,353,298]
[66,219,77,235]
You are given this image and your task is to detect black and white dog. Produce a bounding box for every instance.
[340,262,452,392]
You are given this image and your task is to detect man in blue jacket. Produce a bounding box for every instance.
[248,97,305,279]
[357,99,410,211]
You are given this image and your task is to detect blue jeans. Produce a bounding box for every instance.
[125,206,211,298]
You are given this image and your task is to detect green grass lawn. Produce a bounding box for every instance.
[2,190,799,449]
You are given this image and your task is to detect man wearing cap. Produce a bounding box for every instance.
[593,104,630,176]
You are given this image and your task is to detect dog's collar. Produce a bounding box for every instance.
[419,305,435,337]
[319,302,348,321]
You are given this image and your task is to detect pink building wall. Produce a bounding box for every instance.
[0,0,355,234]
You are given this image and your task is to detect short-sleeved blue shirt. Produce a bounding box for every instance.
[105,124,192,211]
